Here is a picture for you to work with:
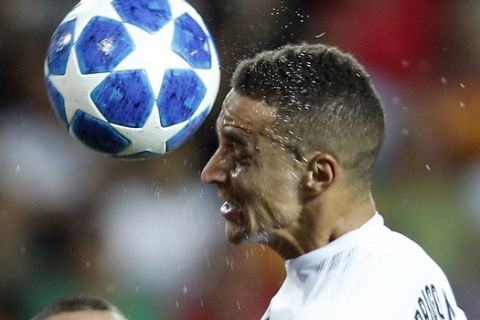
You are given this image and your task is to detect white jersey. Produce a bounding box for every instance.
[261,214,467,320]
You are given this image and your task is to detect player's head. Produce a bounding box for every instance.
[232,43,385,183]
[201,43,385,250]
[31,296,126,320]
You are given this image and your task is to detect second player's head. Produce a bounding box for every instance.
[31,296,126,320]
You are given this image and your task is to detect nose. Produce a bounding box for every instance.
[201,149,229,185]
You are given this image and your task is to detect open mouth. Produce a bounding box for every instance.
[220,201,244,225]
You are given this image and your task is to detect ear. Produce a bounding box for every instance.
[302,152,338,195]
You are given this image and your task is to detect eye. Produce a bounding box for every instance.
[233,144,252,166]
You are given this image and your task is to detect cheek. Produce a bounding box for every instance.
[266,171,302,210]
[231,165,243,179]
[230,166,268,203]
[231,168,257,194]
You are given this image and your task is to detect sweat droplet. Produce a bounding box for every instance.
[392,97,401,106]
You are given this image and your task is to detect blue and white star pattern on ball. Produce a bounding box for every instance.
[76,16,135,74]
[91,70,154,128]
[112,0,172,33]
[44,0,220,158]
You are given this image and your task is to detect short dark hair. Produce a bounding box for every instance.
[231,43,385,185]
[31,296,124,320]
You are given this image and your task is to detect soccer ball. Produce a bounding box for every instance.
[44,0,220,159]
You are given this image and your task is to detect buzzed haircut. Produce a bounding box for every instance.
[31,296,124,320]
[231,43,385,185]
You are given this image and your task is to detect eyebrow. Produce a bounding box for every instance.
[222,127,250,145]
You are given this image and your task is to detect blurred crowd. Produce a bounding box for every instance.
[0,0,479,319]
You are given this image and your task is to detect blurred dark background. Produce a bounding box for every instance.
[0,0,479,319]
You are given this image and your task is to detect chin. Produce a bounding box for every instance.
[225,220,250,244]
[225,220,273,245]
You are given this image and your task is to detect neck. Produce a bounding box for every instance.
[265,191,377,260]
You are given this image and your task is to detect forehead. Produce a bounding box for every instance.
[217,90,277,133]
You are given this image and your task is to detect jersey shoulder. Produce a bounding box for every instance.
[376,226,445,274]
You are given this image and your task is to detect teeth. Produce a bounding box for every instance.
[220,201,244,224]
[221,201,233,213]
